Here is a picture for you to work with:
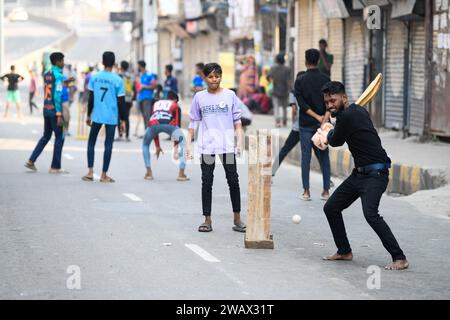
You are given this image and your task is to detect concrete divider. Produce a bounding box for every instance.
[7,14,78,76]
[28,13,72,32]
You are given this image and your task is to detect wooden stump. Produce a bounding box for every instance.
[245,129,274,249]
[76,103,88,141]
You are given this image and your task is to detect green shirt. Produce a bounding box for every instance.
[318,52,334,76]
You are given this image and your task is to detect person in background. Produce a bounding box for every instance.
[269,53,291,128]
[137,60,158,130]
[1,65,24,118]
[294,49,331,201]
[84,65,95,102]
[61,75,71,136]
[142,90,188,182]
[238,55,258,101]
[272,71,336,189]
[82,51,126,183]
[318,39,334,77]
[77,71,86,106]
[246,86,272,114]
[66,64,77,105]
[133,74,143,138]
[116,60,134,142]
[25,52,66,173]
[272,71,305,176]
[29,69,39,114]
[191,62,206,94]
[259,67,271,95]
[163,64,178,99]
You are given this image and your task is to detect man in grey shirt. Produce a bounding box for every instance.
[269,53,291,127]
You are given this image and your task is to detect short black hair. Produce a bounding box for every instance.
[319,39,328,45]
[138,60,146,69]
[305,49,320,65]
[196,62,205,70]
[166,64,173,73]
[120,61,129,71]
[276,53,285,64]
[321,81,346,95]
[203,63,222,77]
[50,52,64,65]
[102,51,115,68]
[167,90,179,102]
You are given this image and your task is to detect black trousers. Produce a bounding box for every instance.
[272,129,299,176]
[29,92,38,114]
[201,153,241,216]
[117,102,132,138]
[323,169,406,261]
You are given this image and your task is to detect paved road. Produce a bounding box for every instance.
[0,109,449,300]
[1,16,449,300]
[4,19,66,65]
[66,20,131,66]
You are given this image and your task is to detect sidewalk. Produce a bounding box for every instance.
[179,99,450,196]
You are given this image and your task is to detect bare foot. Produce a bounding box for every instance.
[385,259,409,271]
[100,176,115,183]
[323,252,353,261]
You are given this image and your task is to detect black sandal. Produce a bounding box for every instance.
[232,222,246,233]
[198,223,213,232]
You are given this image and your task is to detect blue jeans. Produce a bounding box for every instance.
[29,116,65,169]
[142,124,186,170]
[299,126,331,191]
[87,122,116,172]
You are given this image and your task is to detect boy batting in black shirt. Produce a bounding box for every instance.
[316,81,409,271]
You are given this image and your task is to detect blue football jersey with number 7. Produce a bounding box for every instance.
[88,70,125,125]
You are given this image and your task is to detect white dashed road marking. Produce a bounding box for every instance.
[123,193,143,202]
[185,244,220,263]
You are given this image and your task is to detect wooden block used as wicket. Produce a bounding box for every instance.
[76,103,88,141]
[245,129,274,249]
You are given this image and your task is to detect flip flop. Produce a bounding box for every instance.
[176,176,190,181]
[49,168,69,174]
[144,175,154,180]
[100,177,115,183]
[232,222,246,233]
[301,194,311,201]
[24,162,37,172]
[198,223,213,232]
[82,176,94,182]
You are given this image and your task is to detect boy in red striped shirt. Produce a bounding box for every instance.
[142,90,188,181]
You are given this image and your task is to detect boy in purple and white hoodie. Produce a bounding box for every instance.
[186,63,246,233]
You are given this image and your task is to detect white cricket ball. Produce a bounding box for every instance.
[292,214,302,224]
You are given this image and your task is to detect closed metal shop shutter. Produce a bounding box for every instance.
[384,19,407,130]
[328,19,344,82]
[296,0,327,71]
[408,21,426,135]
[344,18,366,102]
